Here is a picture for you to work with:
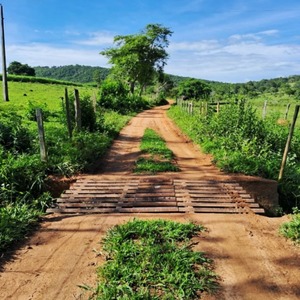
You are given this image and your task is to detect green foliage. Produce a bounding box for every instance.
[140,128,173,159]
[61,91,99,133]
[98,78,149,113]
[134,128,179,174]
[98,78,129,111]
[168,101,300,211]
[0,153,46,203]
[27,100,53,122]
[0,112,33,154]
[280,208,300,244]
[0,202,41,252]
[177,79,212,100]
[8,61,36,76]
[101,24,172,95]
[91,219,218,299]
[34,65,109,83]
[135,157,179,173]
[0,80,134,253]
[0,74,83,86]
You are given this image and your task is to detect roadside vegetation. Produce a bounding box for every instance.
[86,219,218,299]
[280,208,300,244]
[168,101,300,213]
[134,128,179,174]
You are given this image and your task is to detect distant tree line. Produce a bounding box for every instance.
[34,64,110,84]
[6,61,300,100]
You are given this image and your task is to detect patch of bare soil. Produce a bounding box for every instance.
[0,104,299,300]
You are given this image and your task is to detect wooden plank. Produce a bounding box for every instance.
[58,202,118,208]
[47,207,118,213]
[61,193,122,198]
[119,207,179,213]
[65,190,125,194]
[125,193,175,197]
[122,197,176,202]
[190,202,260,208]
[58,197,120,202]
[121,201,178,207]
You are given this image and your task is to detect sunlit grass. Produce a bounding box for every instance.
[89,219,218,299]
[134,128,179,173]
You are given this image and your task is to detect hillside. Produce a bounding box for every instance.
[34,65,110,83]
[33,65,300,99]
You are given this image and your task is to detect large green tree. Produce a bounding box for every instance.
[100,24,173,95]
[7,61,35,76]
[177,78,212,100]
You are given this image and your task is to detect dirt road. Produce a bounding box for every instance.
[0,104,299,300]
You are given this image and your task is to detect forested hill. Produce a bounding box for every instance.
[34,65,300,98]
[34,65,110,83]
[34,64,193,84]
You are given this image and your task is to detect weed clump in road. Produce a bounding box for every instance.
[89,219,218,299]
[134,128,179,174]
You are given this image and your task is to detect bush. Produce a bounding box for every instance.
[0,112,33,154]
[0,202,41,252]
[27,100,53,122]
[168,101,300,211]
[98,79,129,112]
[280,208,300,244]
[0,153,46,203]
[98,79,149,113]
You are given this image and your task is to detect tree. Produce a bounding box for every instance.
[100,24,173,95]
[177,79,212,100]
[8,61,35,76]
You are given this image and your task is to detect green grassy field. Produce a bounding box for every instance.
[0,81,97,115]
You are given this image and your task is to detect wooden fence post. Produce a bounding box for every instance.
[278,105,299,180]
[216,102,220,114]
[284,103,291,120]
[92,91,97,113]
[64,88,72,139]
[74,88,81,131]
[262,100,267,119]
[1,5,9,102]
[36,108,47,162]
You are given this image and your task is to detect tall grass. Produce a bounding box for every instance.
[168,101,300,211]
[0,81,133,252]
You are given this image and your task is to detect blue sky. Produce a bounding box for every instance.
[2,0,300,83]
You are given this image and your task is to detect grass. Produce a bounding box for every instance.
[280,208,300,244]
[134,128,179,174]
[89,219,218,299]
[0,80,133,253]
[0,202,41,252]
[0,81,96,115]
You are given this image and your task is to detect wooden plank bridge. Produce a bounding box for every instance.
[47,176,265,214]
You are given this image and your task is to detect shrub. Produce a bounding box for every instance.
[0,112,33,154]
[280,208,300,244]
[168,101,300,211]
[0,202,41,252]
[98,79,129,112]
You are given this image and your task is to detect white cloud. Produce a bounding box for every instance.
[75,31,115,46]
[166,35,300,82]
[7,43,109,67]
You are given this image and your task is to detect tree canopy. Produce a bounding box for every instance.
[7,61,36,76]
[100,24,173,95]
[177,78,212,100]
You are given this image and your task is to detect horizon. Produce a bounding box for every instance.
[2,0,300,83]
[33,64,300,85]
